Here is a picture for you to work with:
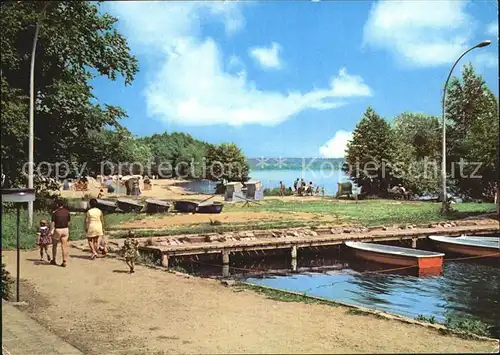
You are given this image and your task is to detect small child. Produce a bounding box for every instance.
[122,231,139,273]
[37,220,52,262]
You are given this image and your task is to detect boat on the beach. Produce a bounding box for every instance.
[116,198,144,213]
[95,199,117,213]
[174,200,199,213]
[429,235,500,257]
[344,241,445,269]
[145,199,171,213]
[196,201,224,214]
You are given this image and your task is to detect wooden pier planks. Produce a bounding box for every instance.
[139,224,499,257]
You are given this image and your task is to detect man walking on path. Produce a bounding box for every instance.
[50,199,71,267]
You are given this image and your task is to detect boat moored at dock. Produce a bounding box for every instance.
[344,241,445,269]
[429,235,500,257]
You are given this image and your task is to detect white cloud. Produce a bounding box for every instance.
[249,42,282,69]
[330,68,372,97]
[486,22,498,37]
[319,130,353,158]
[473,52,498,70]
[110,2,373,127]
[363,1,475,67]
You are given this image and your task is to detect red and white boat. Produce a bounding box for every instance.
[429,235,500,257]
[345,241,445,269]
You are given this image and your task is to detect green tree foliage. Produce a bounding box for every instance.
[391,112,441,194]
[1,1,138,185]
[343,107,395,195]
[207,143,249,182]
[139,132,212,179]
[445,63,499,201]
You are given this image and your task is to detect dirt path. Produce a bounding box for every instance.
[3,250,497,354]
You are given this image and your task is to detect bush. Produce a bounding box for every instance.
[263,187,294,196]
[444,314,492,337]
[1,263,13,300]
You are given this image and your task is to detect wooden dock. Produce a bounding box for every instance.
[138,224,499,270]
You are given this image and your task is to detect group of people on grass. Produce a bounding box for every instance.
[278,178,325,197]
[36,199,139,273]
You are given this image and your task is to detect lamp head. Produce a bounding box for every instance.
[476,40,491,48]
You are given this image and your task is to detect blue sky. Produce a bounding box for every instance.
[92,1,499,158]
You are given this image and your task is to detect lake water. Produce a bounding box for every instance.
[177,168,357,196]
[247,259,500,338]
[171,244,499,338]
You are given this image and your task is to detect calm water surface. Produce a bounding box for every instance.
[178,169,358,195]
[247,260,500,337]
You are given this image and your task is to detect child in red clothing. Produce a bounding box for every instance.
[37,220,52,262]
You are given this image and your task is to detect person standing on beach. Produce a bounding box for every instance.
[293,178,299,193]
[279,181,285,196]
[50,199,70,267]
[85,199,105,259]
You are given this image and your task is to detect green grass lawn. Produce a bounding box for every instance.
[1,210,144,250]
[224,199,496,226]
[1,199,495,250]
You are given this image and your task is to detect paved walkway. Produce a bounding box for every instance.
[2,301,82,355]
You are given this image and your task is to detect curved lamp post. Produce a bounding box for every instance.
[1,188,36,302]
[28,2,50,227]
[440,40,491,214]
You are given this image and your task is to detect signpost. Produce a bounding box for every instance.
[1,188,36,302]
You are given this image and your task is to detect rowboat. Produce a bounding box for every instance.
[116,198,144,213]
[145,199,170,213]
[348,259,443,277]
[174,200,199,213]
[456,235,499,243]
[344,241,445,269]
[196,202,224,214]
[95,199,117,213]
[429,235,500,257]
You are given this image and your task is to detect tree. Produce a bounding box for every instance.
[1,1,138,185]
[391,112,441,195]
[343,107,396,195]
[206,143,249,183]
[392,112,440,160]
[140,132,212,179]
[445,63,499,201]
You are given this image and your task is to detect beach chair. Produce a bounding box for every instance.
[336,182,353,199]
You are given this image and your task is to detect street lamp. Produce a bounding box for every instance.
[28,2,50,227]
[440,40,491,214]
[1,188,36,302]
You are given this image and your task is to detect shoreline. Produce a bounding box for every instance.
[2,248,498,354]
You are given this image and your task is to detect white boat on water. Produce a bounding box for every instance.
[456,235,499,243]
[429,235,500,257]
